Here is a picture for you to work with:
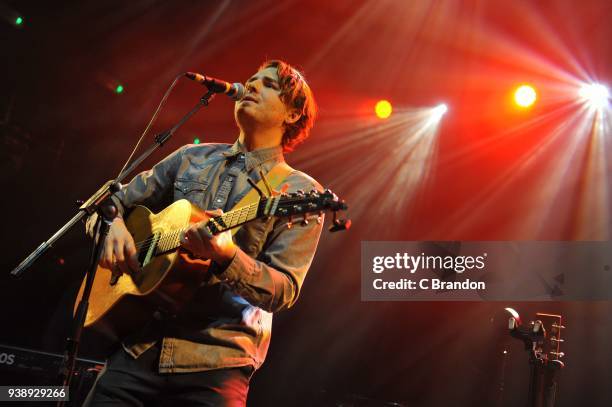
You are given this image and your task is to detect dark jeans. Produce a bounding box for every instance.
[84,344,252,406]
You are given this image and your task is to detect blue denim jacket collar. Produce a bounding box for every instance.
[222,139,284,172]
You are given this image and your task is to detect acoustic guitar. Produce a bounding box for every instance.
[75,189,348,340]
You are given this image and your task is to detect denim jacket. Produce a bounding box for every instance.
[104,140,323,373]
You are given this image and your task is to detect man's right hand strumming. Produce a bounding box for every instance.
[100,217,140,274]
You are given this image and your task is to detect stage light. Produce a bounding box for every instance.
[115,84,124,94]
[514,85,537,108]
[429,103,448,123]
[15,16,23,26]
[578,83,610,110]
[420,104,448,128]
[375,100,392,119]
[433,103,448,117]
[193,137,201,144]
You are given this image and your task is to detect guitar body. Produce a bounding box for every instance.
[75,200,211,340]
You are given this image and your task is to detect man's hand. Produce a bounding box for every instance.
[180,209,237,267]
[100,217,140,274]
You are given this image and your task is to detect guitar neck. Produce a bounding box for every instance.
[207,200,261,234]
[151,200,262,256]
[142,189,345,259]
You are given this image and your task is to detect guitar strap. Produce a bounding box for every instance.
[228,161,294,236]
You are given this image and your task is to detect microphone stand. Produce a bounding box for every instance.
[9,90,215,407]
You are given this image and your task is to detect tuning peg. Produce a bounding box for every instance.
[287,216,293,229]
[317,211,323,224]
[328,210,351,232]
[325,189,337,198]
[550,359,565,369]
[329,218,351,232]
[301,214,309,226]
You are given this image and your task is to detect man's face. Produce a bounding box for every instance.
[234,66,291,133]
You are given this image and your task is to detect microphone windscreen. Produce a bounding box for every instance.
[231,83,246,101]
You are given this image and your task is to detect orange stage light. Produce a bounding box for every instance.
[375,100,392,119]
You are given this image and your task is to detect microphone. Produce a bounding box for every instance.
[185,72,245,101]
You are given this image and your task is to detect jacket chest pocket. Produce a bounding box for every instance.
[174,178,209,205]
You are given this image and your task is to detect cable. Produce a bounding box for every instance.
[115,73,185,179]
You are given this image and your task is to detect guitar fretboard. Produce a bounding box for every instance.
[134,200,262,258]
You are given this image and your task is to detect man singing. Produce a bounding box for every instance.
[85,60,322,406]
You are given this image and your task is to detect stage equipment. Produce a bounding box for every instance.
[505,308,565,407]
[0,343,103,406]
[185,72,245,100]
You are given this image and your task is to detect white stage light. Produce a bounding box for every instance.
[579,83,610,110]
[431,104,448,120]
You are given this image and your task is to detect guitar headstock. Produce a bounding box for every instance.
[261,189,350,232]
[275,189,346,215]
[505,308,566,369]
[535,312,566,368]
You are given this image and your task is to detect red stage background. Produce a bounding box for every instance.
[1,1,611,405]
